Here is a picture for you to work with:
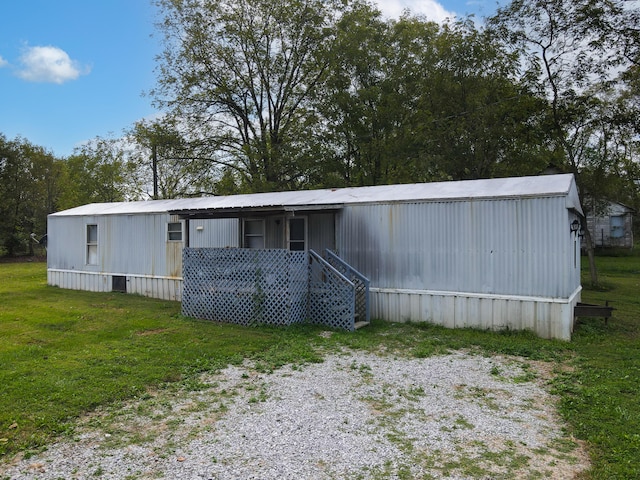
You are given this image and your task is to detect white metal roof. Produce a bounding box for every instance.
[49,198,197,216]
[50,174,582,217]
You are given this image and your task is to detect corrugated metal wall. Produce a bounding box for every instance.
[47,215,88,271]
[48,214,239,278]
[47,270,183,301]
[47,190,582,339]
[47,213,179,277]
[308,213,335,252]
[336,196,580,299]
[189,218,239,248]
[220,213,334,251]
[369,288,579,340]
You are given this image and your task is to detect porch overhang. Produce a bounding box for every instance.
[170,203,343,219]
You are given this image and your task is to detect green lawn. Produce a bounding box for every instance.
[555,252,640,479]
[1,256,639,478]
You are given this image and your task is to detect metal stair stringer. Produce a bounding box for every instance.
[324,249,370,329]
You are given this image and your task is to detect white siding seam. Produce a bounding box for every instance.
[47,268,183,280]
[370,286,582,304]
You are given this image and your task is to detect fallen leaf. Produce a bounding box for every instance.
[177,456,186,462]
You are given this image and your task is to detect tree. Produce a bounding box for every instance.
[152,0,344,192]
[317,10,548,186]
[59,136,141,209]
[417,18,551,181]
[0,135,63,255]
[312,1,398,187]
[489,0,639,285]
[130,118,218,199]
[578,85,640,218]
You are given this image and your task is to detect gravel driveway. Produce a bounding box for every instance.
[1,348,589,479]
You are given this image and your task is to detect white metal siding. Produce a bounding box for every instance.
[189,218,239,248]
[336,196,579,299]
[127,275,182,300]
[47,213,183,277]
[48,270,183,301]
[308,213,335,252]
[265,216,284,249]
[369,287,580,340]
[47,216,88,271]
[48,214,241,277]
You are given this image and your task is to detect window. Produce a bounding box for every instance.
[288,217,306,251]
[167,222,183,241]
[610,216,624,238]
[243,219,265,249]
[86,224,98,265]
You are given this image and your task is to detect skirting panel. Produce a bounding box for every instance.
[181,248,308,327]
[48,270,183,301]
[370,287,582,340]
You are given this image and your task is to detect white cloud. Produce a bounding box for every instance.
[0,54,8,68]
[17,45,89,84]
[374,0,455,22]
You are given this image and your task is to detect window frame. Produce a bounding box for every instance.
[287,216,307,251]
[167,221,183,242]
[243,218,265,249]
[86,224,98,265]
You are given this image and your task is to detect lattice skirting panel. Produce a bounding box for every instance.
[182,248,308,326]
[182,248,358,330]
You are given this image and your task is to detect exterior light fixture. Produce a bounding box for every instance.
[570,219,580,233]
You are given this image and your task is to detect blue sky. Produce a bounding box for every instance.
[0,0,505,158]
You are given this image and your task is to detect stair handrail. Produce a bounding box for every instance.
[325,249,370,324]
[309,250,354,287]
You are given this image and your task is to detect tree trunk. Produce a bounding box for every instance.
[580,216,599,287]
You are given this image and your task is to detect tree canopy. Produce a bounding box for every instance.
[151,0,344,192]
[1,0,638,260]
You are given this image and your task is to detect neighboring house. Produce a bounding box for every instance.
[48,174,583,340]
[582,199,635,250]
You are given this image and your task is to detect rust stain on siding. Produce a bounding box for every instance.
[166,241,183,278]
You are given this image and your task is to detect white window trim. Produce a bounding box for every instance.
[167,221,183,242]
[86,224,98,265]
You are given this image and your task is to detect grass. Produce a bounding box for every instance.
[0,263,280,457]
[1,253,639,478]
[551,251,640,479]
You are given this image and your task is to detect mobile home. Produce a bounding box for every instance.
[48,174,583,339]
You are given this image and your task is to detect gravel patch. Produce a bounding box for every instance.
[0,349,589,479]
